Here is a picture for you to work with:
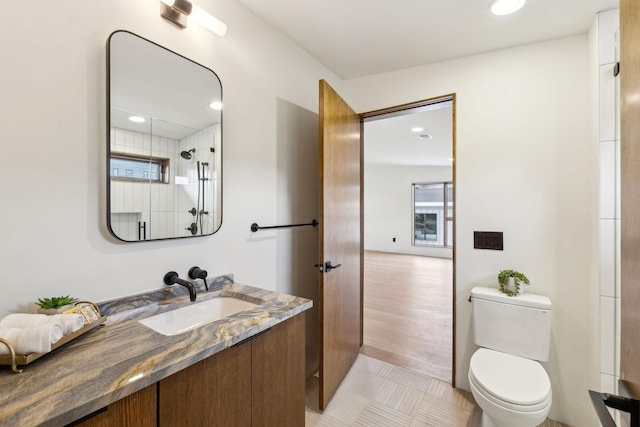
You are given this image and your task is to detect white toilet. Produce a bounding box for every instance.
[468,286,552,427]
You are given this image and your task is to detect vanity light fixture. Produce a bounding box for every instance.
[209,101,223,110]
[191,4,228,36]
[160,0,193,28]
[160,0,227,37]
[489,0,526,15]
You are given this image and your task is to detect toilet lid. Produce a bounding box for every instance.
[469,348,551,406]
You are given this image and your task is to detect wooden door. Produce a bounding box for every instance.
[318,80,362,409]
[621,0,640,396]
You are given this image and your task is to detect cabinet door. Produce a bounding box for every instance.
[158,341,252,427]
[72,383,157,427]
[251,314,305,427]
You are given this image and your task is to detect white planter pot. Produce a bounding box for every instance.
[37,304,76,315]
[505,277,525,295]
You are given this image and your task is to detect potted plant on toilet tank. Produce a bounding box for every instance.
[498,270,530,296]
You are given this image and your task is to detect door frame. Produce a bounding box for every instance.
[621,0,640,396]
[358,93,457,387]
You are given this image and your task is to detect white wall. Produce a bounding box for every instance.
[0,0,342,377]
[364,164,452,257]
[343,36,599,426]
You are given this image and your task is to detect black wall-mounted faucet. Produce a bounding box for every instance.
[188,266,209,291]
[164,271,196,302]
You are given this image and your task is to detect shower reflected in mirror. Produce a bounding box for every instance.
[181,148,196,160]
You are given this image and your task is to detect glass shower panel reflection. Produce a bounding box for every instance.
[149,118,218,239]
[109,109,152,241]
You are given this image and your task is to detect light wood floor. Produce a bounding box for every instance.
[362,250,453,383]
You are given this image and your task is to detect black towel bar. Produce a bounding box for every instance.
[589,380,640,427]
[250,220,319,232]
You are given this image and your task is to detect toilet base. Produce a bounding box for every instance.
[481,412,501,427]
[482,411,542,427]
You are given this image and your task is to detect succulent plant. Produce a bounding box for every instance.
[36,295,79,309]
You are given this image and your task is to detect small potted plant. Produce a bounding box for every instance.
[36,295,79,314]
[498,270,530,297]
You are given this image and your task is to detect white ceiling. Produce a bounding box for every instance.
[364,102,453,167]
[239,0,617,167]
[238,0,618,80]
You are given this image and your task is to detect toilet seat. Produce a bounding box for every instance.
[469,348,551,412]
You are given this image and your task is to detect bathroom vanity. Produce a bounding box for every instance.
[76,314,303,427]
[0,281,312,426]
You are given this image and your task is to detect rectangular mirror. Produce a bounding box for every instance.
[107,30,222,241]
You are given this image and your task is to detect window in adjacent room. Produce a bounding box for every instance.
[412,182,453,247]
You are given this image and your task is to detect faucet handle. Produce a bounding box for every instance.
[188,266,208,291]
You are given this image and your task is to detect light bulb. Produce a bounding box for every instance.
[490,0,526,15]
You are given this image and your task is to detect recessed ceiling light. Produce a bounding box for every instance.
[418,134,433,140]
[209,101,223,110]
[411,127,424,133]
[489,0,525,15]
[129,116,145,123]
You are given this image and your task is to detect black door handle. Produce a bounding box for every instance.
[325,261,341,272]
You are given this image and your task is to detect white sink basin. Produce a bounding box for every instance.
[139,297,258,336]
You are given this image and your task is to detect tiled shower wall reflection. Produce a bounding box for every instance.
[596,8,620,405]
[109,125,219,240]
[177,125,219,237]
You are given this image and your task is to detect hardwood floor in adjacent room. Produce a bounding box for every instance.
[362,250,453,384]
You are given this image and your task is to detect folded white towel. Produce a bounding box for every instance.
[0,324,63,355]
[0,313,51,329]
[0,313,84,336]
[50,314,85,335]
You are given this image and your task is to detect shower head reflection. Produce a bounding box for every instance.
[181,148,196,159]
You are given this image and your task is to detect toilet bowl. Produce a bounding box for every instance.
[469,348,551,427]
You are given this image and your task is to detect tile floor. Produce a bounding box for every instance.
[305,354,568,427]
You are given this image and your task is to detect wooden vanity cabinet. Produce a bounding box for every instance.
[71,383,157,427]
[158,313,305,427]
[159,338,252,426]
[72,314,304,426]
[251,313,305,426]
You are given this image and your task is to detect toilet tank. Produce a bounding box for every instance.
[471,286,552,362]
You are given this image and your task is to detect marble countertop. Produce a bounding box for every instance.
[0,278,312,426]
